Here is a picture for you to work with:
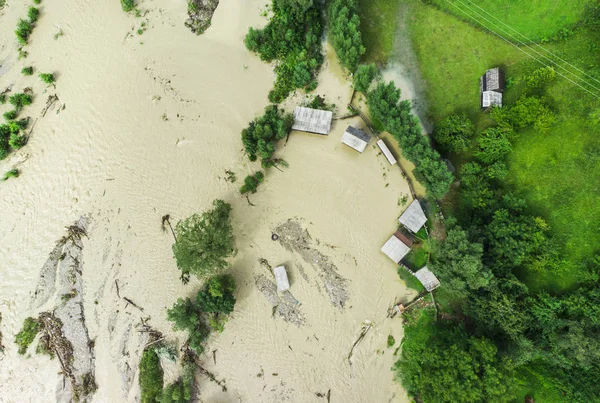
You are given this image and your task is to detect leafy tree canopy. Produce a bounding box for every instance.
[433,113,473,153]
[328,0,365,72]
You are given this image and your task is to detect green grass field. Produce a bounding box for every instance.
[357,0,401,64]
[396,0,600,290]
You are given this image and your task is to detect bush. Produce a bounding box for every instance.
[121,0,135,12]
[328,0,365,72]
[39,73,56,84]
[3,110,18,121]
[21,66,33,76]
[15,19,34,45]
[196,275,236,315]
[15,317,40,354]
[9,132,27,149]
[3,168,20,180]
[240,171,265,194]
[245,0,324,102]
[139,348,164,403]
[353,64,379,93]
[433,113,473,153]
[9,93,33,110]
[167,298,200,331]
[524,66,556,89]
[33,0,41,4]
[473,127,513,164]
[27,7,40,23]
[0,94,6,104]
[172,200,235,279]
[387,335,396,348]
[241,105,293,166]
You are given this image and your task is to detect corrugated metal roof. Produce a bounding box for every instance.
[273,266,290,292]
[377,139,397,165]
[414,266,440,292]
[292,107,333,135]
[381,235,411,263]
[481,91,502,108]
[341,126,370,153]
[398,199,427,233]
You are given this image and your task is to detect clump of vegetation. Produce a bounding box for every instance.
[433,113,473,153]
[241,105,293,168]
[240,171,265,194]
[524,66,556,90]
[167,275,236,355]
[15,19,35,45]
[15,317,40,354]
[172,200,235,279]
[305,94,334,111]
[121,0,135,12]
[3,110,17,121]
[0,94,6,104]
[244,0,324,102]
[367,81,453,200]
[159,358,196,403]
[27,6,40,23]
[328,0,365,72]
[9,93,33,110]
[387,335,395,348]
[21,66,34,76]
[33,0,41,4]
[18,48,29,60]
[353,63,379,93]
[39,73,56,85]
[139,348,164,403]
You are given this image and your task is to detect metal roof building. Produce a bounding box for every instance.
[381,234,411,263]
[414,266,440,292]
[398,199,427,233]
[480,68,505,108]
[481,91,503,108]
[377,139,397,165]
[341,126,371,153]
[273,266,290,292]
[292,106,333,135]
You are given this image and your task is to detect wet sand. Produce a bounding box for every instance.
[0,1,414,401]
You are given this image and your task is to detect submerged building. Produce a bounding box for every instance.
[292,106,333,135]
[341,126,371,153]
[381,234,411,263]
[377,139,397,165]
[398,199,427,234]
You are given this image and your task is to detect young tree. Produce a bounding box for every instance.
[240,171,265,194]
[433,113,473,153]
[328,0,365,72]
[353,64,379,93]
[166,298,200,331]
[196,275,236,314]
[172,200,236,279]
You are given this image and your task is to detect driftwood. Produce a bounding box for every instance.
[245,196,256,207]
[123,297,144,312]
[196,364,227,392]
[115,280,121,298]
[41,94,59,117]
[347,322,372,364]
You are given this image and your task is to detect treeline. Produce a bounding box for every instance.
[328,0,364,72]
[245,0,324,102]
[395,71,600,402]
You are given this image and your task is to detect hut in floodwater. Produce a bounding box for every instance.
[480,67,505,108]
[381,234,411,263]
[273,265,290,292]
[341,126,371,153]
[414,266,440,292]
[377,139,397,165]
[398,199,427,234]
[292,106,333,135]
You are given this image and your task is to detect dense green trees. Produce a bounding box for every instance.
[353,63,378,93]
[241,105,293,166]
[245,0,324,102]
[328,0,364,72]
[0,120,28,160]
[433,113,473,153]
[240,172,265,194]
[172,200,235,279]
[366,82,453,200]
[139,348,164,403]
[167,275,237,355]
[158,359,195,403]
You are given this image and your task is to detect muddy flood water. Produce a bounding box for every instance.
[0,1,418,401]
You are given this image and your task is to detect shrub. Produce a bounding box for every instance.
[387,335,396,348]
[9,93,33,110]
[353,64,379,93]
[524,66,556,89]
[121,0,135,12]
[9,132,27,149]
[167,298,200,331]
[473,127,513,164]
[241,105,293,166]
[139,348,164,403]
[196,275,236,315]
[433,113,473,153]
[172,199,235,279]
[328,0,365,72]
[33,0,41,4]
[0,94,6,104]
[240,171,265,194]
[15,317,40,354]
[21,66,33,76]
[3,110,18,121]
[39,73,56,84]
[15,19,34,45]
[3,168,20,180]
[27,7,40,23]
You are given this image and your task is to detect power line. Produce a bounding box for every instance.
[442,0,600,99]
[452,0,600,94]
[464,0,600,87]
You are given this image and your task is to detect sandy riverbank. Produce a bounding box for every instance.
[0,1,415,401]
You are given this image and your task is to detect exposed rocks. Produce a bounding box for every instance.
[185,0,219,35]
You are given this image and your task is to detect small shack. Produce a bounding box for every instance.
[341,126,371,153]
[381,234,411,263]
[480,67,505,108]
[377,139,397,165]
[273,265,290,292]
[292,106,333,135]
[414,266,440,292]
[398,199,427,234]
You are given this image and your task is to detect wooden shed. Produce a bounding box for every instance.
[381,234,411,263]
[414,266,440,292]
[292,106,333,135]
[398,199,427,234]
[377,139,397,165]
[273,265,290,292]
[341,126,371,153]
